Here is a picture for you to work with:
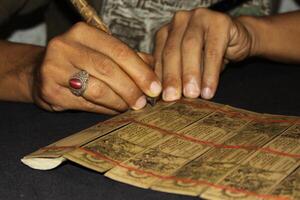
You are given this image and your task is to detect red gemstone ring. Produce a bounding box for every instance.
[69,70,89,96]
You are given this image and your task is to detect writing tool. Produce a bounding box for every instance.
[70,0,157,106]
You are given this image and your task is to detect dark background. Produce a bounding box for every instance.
[1,59,299,200]
[1,0,300,199]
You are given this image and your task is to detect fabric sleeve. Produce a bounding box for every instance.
[0,0,50,26]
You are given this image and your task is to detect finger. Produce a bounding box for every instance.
[162,11,191,101]
[181,18,203,98]
[153,25,169,82]
[53,86,119,115]
[63,45,147,110]
[33,90,54,111]
[222,58,229,71]
[81,76,128,112]
[44,57,128,112]
[38,78,119,114]
[65,22,162,98]
[202,27,228,99]
[32,71,55,112]
[137,52,154,67]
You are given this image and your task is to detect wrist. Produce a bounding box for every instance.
[236,15,268,57]
[21,47,45,103]
[0,41,45,102]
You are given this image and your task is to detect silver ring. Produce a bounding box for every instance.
[69,70,89,96]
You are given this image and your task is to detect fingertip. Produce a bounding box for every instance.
[105,110,120,115]
[162,87,181,102]
[183,79,201,98]
[50,105,65,112]
[201,68,220,100]
[201,87,214,99]
[132,95,147,110]
[149,81,162,97]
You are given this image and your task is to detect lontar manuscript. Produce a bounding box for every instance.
[22,99,300,200]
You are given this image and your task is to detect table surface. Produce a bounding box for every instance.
[1,59,300,200]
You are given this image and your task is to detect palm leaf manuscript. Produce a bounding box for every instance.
[22,99,300,200]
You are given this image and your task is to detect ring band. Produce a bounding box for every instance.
[69,70,89,96]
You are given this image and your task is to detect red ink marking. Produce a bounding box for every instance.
[41,146,77,150]
[42,111,300,159]
[38,101,299,199]
[79,147,290,200]
[99,119,300,159]
[179,99,300,125]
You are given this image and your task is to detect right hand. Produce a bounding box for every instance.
[153,9,254,101]
[32,22,162,114]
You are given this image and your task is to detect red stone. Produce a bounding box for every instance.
[69,78,82,89]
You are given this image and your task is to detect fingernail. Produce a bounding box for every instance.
[51,106,64,112]
[163,87,179,101]
[150,81,162,97]
[184,81,200,98]
[132,96,147,110]
[202,87,213,99]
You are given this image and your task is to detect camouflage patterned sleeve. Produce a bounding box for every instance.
[98,0,273,53]
[230,0,273,16]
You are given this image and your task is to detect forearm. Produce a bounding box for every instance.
[0,40,44,102]
[238,11,300,63]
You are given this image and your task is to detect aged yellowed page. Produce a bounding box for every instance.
[22,99,300,200]
[64,99,219,173]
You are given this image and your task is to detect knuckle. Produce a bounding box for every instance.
[173,10,190,21]
[88,81,107,100]
[97,57,114,77]
[70,22,87,34]
[193,8,209,17]
[214,14,231,27]
[206,48,219,59]
[110,44,131,60]
[65,22,89,40]
[192,8,229,25]
[47,37,67,51]
[72,22,87,30]
[182,34,198,50]
[171,11,190,28]
[162,41,177,59]
[85,51,115,77]
[156,25,169,38]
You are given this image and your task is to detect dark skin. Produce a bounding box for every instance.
[0,24,160,114]
[154,9,300,101]
[0,9,300,114]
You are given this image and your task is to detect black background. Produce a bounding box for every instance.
[1,59,299,200]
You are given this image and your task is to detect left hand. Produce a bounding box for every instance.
[153,8,254,101]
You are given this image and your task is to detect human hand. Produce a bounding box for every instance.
[154,8,254,101]
[33,22,161,114]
